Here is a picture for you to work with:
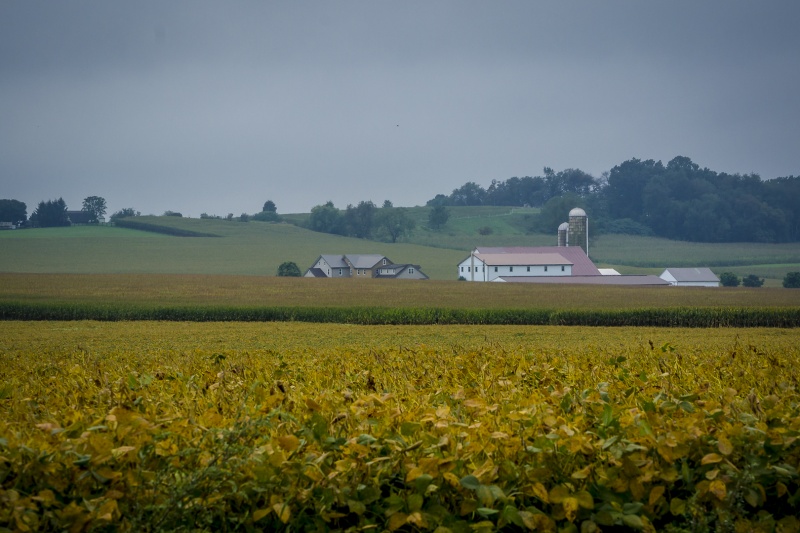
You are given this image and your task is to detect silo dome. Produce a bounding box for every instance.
[558,222,569,231]
[569,207,586,217]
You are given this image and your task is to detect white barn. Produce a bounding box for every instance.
[458,252,573,282]
[659,268,720,287]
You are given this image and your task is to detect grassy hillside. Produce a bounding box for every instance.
[2,210,799,285]
[284,205,544,250]
[0,218,465,280]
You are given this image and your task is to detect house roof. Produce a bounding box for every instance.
[661,268,719,282]
[475,253,572,266]
[495,275,669,286]
[319,255,348,268]
[375,264,429,279]
[473,246,601,276]
[66,210,93,224]
[346,254,388,269]
[305,268,327,278]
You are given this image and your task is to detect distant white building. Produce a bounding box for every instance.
[659,268,720,287]
[598,268,621,276]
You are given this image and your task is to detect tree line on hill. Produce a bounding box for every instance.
[306,200,418,243]
[0,197,108,227]
[4,155,797,243]
[427,156,800,243]
[0,198,284,228]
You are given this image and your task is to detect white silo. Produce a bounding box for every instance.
[568,207,588,257]
[557,222,569,247]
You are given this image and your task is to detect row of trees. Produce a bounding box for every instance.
[199,201,282,223]
[308,201,416,242]
[428,167,597,209]
[427,156,800,243]
[1,197,108,227]
[720,271,800,288]
[306,201,452,242]
[1,197,285,228]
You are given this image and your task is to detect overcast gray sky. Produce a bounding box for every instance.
[2,1,799,218]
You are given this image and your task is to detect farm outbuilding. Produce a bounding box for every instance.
[659,268,720,287]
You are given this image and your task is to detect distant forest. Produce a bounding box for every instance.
[427,156,800,243]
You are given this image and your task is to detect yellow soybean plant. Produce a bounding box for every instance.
[1,322,799,532]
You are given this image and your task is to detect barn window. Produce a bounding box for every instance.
[527,266,530,272]
[545,266,548,272]
[509,266,513,272]
[494,267,498,272]
[561,265,565,272]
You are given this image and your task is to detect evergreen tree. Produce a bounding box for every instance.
[31,198,70,227]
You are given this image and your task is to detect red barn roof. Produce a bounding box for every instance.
[473,246,602,276]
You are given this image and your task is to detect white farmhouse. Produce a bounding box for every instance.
[659,268,720,287]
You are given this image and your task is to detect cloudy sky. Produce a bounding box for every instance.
[2,1,799,217]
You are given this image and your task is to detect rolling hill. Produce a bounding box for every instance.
[2,209,800,285]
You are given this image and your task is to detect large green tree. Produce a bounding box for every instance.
[308,201,344,235]
[783,272,800,288]
[742,274,764,287]
[0,199,27,224]
[427,205,449,230]
[82,196,107,223]
[110,208,140,221]
[719,272,740,287]
[277,261,301,277]
[376,207,415,243]
[344,201,377,238]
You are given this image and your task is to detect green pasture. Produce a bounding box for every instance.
[284,205,542,250]
[0,218,465,280]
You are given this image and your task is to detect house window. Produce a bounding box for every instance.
[461,266,464,272]
[409,268,414,274]
[545,266,548,272]
[527,266,530,272]
[338,268,342,276]
[509,266,513,272]
[494,266,498,272]
[327,269,330,275]
[383,259,387,265]
[561,265,565,272]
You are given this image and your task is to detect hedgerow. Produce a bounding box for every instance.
[1,301,799,327]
